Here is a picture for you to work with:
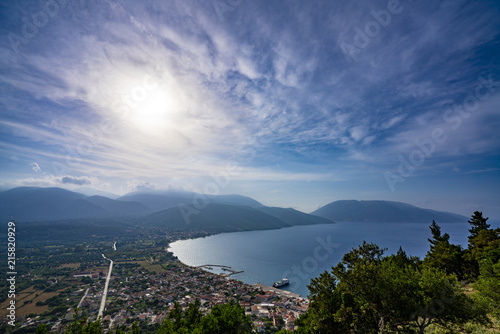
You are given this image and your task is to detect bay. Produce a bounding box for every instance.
[168,221,491,297]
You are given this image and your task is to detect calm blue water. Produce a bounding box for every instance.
[169,221,498,297]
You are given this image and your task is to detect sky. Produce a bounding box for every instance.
[0,0,499,218]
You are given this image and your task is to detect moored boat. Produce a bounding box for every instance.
[272,278,290,288]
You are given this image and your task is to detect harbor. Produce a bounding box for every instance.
[196,264,244,277]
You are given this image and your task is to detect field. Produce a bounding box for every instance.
[135,260,167,273]
[59,263,81,269]
[0,286,58,317]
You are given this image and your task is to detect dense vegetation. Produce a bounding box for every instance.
[156,300,252,334]
[289,211,500,333]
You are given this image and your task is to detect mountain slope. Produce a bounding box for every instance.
[257,207,335,226]
[208,194,263,208]
[0,187,153,221]
[117,191,195,212]
[74,187,120,199]
[0,187,87,221]
[85,196,152,216]
[312,200,467,223]
[118,191,263,212]
[142,203,290,232]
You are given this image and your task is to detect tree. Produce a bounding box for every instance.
[475,259,500,317]
[409,267,487,333]
[64,308,103,334]
[158,300,252,334]
[295,270,346,333]
[158,299,203,334]
[424,221,465,279]
[82,320,102,334]
[465,211,499,278]
[468,211,490,241]
[200,300,253,334]
[428,220,450,249]
[468,229,500,262]
[296,242,488,334]
[387,246,420,268]
[297,242,389,333]
[184,299,203,329]
[36,324,48,334]
[130,322,140,334]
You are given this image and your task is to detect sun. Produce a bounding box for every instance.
[128,88,179,134]
[108,71,185,136]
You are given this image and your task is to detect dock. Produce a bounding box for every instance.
[196,264,244,277]
[253,283,306,300]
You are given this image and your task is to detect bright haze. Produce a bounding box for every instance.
[0,0,499,218]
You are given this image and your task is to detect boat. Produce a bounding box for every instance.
[272,278,290,288]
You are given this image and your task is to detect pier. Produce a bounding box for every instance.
[253,283,305,300]
[196,264,244,277]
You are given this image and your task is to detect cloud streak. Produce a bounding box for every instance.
[0,0,499,215]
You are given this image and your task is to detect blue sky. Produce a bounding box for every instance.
[1,0,499,218]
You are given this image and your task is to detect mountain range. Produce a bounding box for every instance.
[0,187,468,233]
[143,204,335,232]
[312,200,467,223]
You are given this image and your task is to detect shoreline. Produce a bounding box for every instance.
[253,283,306,300]
[169,254,307,299]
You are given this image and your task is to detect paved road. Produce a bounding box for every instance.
[97,242,117,319]
[98,255,113,319]
[77,288,89,308]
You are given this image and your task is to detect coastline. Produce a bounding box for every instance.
[253,283,306,300]
[168,246,308,299]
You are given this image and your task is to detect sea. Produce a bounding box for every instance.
[168,221,499,297]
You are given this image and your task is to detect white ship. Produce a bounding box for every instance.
[272,278,290,288]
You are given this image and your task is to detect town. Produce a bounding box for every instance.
[0,229,309,333]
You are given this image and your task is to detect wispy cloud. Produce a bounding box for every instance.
[61,175,98,186]
[29,162,41,172]
[0,0,499,215]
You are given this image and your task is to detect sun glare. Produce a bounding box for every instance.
[128,89,179,134]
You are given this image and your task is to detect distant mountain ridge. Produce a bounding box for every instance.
[141,204,336,233]
[0,187,152,221]
[0,187,337,233]
[143,203,291,232]
[119,191,263,212]
[256,207,334,226]
[0,188,467,234]
[0,187,266,222]
[312,200,467,223]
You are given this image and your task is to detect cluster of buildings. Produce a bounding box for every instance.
[73,260,309,332]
